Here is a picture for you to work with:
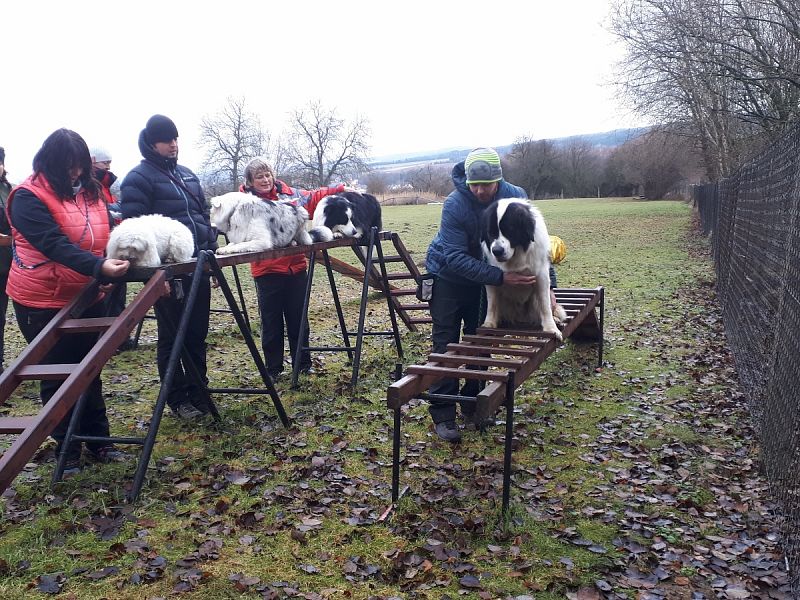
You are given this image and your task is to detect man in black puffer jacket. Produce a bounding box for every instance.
[120,114,217,421]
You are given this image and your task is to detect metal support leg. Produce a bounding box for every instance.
[227,262,252,334]
[206,252,289,427]
[391,363,403,502]
[502,377,515,514]
[322,250,354,363]
[351,228,378,388]
[129,254,209,502]
[292,249,317,389]
[598,287,605,367]
[52,392,89,485]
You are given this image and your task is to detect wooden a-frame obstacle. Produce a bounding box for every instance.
[0,232,410,500]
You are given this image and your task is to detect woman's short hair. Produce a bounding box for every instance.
[244,158,274,186]
[32,129,100,201]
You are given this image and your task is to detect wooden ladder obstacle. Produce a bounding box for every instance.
[386,286,605,513]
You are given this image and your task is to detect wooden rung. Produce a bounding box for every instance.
[557,303,587,308]
[59,317,117,332]
[399,303,429,310]
[409,318,433,324]
[447,343,540,357]
[475,327,560,338]
[428,353,525,369]
[381,255,405,263]
[385,272,414,281]
[406,364,510,382]
[17,364,79,380]
[461,335,551,347]
[0,416,37,434]
[390,289,417,296]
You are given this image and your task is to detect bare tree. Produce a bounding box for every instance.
[364,171,389,195]
[558,139,600,198]
[505,137,560,199]
[408,163,451,196]
[611,130,700,198]
[609,0,800,179]
[282,100,371,188]
[197,96,269,191]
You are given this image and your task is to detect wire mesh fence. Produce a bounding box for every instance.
[693,121,800,592]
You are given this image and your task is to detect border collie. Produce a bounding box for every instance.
[210,191,332,255]
[480,198,566,339]
[312,192,382,239]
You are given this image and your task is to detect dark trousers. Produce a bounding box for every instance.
[254,271,312,374]
[428,277,483,424]
[14,301,110,457]
[0,272,8,370]
[153,274,211,410]
[103,281,127,318]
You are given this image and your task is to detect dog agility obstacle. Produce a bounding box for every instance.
[386,287,605,513]
[0,234,407,499]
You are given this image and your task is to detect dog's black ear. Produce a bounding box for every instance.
[521,206,536,250]
[480,201,497,245]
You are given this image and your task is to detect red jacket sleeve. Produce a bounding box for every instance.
[304,184,345,218]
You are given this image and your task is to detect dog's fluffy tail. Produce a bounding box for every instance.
[310,226,334,243]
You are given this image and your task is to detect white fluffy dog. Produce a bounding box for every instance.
[106,214,194,268]
[210,191,332,255]
[480,198,567,340]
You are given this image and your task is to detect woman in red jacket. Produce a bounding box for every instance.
[240,158,345,378]
[7,129,130,474]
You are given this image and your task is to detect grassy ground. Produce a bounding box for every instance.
[0,198,786,599]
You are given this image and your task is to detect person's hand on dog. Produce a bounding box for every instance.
[502,272,536,286]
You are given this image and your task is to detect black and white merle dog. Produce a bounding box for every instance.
[480,198,566,339]
[312,191,382,239]
[210,191,333,254]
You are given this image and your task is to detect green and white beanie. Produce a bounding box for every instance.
[464,147,502,184]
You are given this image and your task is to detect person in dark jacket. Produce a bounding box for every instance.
[120,115,217,421]
[425,147,557,442]
[7,129,131,473]
[239,157,346,378]
[0,147,13,372]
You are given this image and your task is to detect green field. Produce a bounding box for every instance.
[0,198,782,598]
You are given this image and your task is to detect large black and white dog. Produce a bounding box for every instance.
[312,191,382,239]
[480,198,566,339]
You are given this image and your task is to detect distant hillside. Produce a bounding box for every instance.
[369,127,649,168]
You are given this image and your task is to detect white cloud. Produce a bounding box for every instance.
[1,0,639,182]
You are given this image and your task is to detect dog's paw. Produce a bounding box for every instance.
[543,326,563,341]
[216,245,237,255]
[553,303,568,325]
[481,319,498,329]
[332,232,344,239]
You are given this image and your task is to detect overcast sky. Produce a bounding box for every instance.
[2,1,639,182]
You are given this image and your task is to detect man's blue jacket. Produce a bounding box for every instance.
[426,161,527,287]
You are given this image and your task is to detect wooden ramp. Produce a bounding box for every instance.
[386,286,605,513]
[314,232,432,331]
[0,273,170,493]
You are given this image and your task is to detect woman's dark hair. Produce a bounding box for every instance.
[31,129,101,201]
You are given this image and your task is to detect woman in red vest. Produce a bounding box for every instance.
[6,129,130,475]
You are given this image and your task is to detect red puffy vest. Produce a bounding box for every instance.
[6,175,109,308]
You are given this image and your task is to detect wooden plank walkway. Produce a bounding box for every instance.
[386,286,605,512]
